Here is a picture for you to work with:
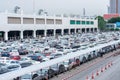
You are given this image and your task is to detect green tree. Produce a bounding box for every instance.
[96,16,106,31]
[115,28,119,31]
[108,17,120,23]
[110,28,115,31]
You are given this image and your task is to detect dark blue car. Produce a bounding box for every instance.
[28,53,45,62]
[1,51,10,57]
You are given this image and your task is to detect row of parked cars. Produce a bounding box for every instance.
[0,31,120,80]
[18,43,119,80]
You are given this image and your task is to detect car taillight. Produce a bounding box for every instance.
[38,56,41,59]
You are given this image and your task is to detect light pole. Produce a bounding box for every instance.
[33,0,35,13]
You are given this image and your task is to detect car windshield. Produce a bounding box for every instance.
[20,57,29,61]
[8,65,20,69]
[0,63,6,66]
[0,58,4,60]
[51,64,58,68]
[38,69,48,75]
[64,62,69,65]
[41,69,48,74]
[35,53,45,57]
[50,54,56,56]
[21,74,31,79]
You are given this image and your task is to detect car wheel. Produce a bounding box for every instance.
[32,74,38,80]
[59,64,65,73]
[48,69,54,78]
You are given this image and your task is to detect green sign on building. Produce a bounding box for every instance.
[70,20,75,25]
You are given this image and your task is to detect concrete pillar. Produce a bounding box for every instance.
[92,28,94,32]
[84,28,86,33]
[89,28,91,33]
[79,29,82,33]
[33,30,36,38]
[68,29,70,34]
[44,30,47,37]
[61,29,64,36]
[97,28,99,32]
[20,31,23,39]
[4,31,8,40]
[54,29,56,36]
[74,29,76,34]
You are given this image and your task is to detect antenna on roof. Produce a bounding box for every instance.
[14,6,20,13]
[83,8,86,17]
[38,9,43,15]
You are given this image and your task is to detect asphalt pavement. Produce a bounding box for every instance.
[68,55,118,80]
[95,55,120,80]
[50,49,120,80]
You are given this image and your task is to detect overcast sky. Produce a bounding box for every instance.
[0,0,109,16]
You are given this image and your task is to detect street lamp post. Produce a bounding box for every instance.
[33,0,35,13]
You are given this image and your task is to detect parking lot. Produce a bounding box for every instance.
[0,31,120,80]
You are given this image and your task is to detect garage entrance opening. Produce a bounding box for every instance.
[8,31,20,40]
[23,30,33,39]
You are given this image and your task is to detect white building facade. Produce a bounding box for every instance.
[0,12,98,40]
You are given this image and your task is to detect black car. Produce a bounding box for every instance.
[20,62,32,68]
[48,64,65,77]
[34,69,48,80]
[18,49,28,55]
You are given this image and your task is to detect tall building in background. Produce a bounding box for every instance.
[110,0,120,14]
[108,6,110,14]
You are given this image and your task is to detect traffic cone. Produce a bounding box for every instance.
[96,70,99,76]
[108,63,111,67]
[111,61,113,65]
[91,73,95,80]
[101,67,104,72]
[86,76,89,80]
[105,65,107,70]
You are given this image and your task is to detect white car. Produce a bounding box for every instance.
[9,49,19,56]
[47,52,64,59]
[19,57,32,64]
[0,63,8,74]
[7,64,21,71]
[5,60,20,65]
[0,57,11,63]
[5,60,21,71]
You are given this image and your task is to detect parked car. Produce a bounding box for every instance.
[0,63,8,74]
[10,55,21,60]
[20,73,38,80]
[5,60,20,65]
[18,49,28,55]
[69,58,80,68]
[47,52,64,59]
[0,57,11,63]
[20,68,48,80]
[19,57,32,63]
[49,63,65,76]
[1,51,10,57]
[28,53,49,62]
[62,60,73,71]
[34,69,48,80]
[7,64,21,71]
[9,49,19,56]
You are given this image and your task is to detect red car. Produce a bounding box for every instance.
[10,55,21,60]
